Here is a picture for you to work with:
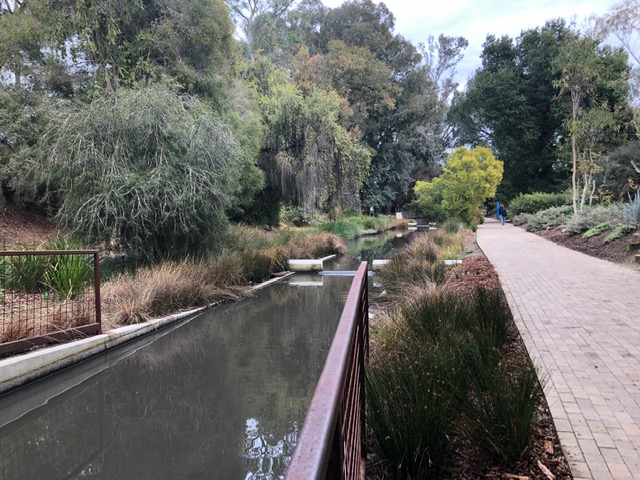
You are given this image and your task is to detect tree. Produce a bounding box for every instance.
[554,35,633,213]
[41,86,256,259]
[449,21,572,199]
[247,57,371,217]
[226,0,298,59]
[591,0,640,105]
[414,146,503,224]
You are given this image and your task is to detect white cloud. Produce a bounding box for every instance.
[321,0,619,82]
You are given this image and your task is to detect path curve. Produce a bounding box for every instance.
[477,218,640,480]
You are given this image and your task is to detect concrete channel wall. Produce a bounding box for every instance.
[0,273,293,395]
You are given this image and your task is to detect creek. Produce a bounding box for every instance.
[0,229,412,480]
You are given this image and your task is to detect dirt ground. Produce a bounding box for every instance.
[535,225,640,269]
[0,204,58,248]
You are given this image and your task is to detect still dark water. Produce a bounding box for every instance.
[0,229,412,480]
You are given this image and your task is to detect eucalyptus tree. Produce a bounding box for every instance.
[591,0,640,107]
[554,35,633,212]
[225,0,299,60]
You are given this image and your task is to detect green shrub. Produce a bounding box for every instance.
[2,254,48,293]
[280,204,315,227]
[511,213,532,226]
[367,286,517,477]
[366,345,466,479]
[45,86,256,260]
[604,224,637,244]
[583,222,613,239]
[565,204,625,234]
[45,254,93,299]
[509,192,570,216]
[520,205,574,232]
[623,193,640,226]
[442,219,464,235]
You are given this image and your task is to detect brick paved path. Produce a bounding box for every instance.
[477,218,640,480]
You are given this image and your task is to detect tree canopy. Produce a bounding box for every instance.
[414,146,504,224]
[1,0,639,255]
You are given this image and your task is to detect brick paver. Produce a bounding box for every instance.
[477,218,640,480]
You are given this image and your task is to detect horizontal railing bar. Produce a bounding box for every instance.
[0,250,99,256]
[286,261,368,479]
[0,324,100,356]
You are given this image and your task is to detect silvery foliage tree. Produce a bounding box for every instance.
[43,86,246,259]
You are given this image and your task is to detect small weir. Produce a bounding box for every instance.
[0,229,413,480]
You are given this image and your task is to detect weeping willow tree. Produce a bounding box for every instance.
[249,58,372,218]
[41,85,258,259]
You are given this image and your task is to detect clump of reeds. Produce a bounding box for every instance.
[367,228,543,476]
[376,234,448,296]
[102,254,249,325]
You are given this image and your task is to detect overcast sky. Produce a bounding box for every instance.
[321,0,619,85]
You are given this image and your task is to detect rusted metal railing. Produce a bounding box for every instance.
[0,250,101,356]
[286,261,369,480]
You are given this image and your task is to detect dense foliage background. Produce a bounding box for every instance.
[1,0,639,256]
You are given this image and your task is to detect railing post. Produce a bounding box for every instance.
[93,251,102,334]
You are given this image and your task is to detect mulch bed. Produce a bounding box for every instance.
[0,204,58,248]
[366,241,573,479]
[535,225,639,268]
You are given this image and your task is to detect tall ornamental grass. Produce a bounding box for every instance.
[368,229,544,477]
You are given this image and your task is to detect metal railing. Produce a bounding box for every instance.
[0,250,101,356]
[286,261,369,480]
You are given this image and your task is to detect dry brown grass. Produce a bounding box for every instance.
[282,233,347,259]
[102,255,250,325]
[0,291,95,343]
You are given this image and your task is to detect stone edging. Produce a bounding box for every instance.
[0,272,295,395]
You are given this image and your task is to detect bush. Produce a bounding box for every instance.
[565,204,625,234]
[280,204,315,227]
[1,254,48,293]
[603,224,637,244]
[516,205,573,232]
[367,286,518,476]
[465,361,543,464]
[583,222,613,239]
[44,86,257,259]
[366,342,466,479]
[509,192,570,216]
[45,254,93,299]
[623,193,640,226]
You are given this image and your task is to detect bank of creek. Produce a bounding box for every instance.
[0,229,411,480]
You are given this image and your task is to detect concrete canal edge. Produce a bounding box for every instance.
[0,272,295,395]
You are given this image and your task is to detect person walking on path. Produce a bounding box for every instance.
[498,203,507,228]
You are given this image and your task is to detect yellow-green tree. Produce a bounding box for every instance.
[414,146,503,224]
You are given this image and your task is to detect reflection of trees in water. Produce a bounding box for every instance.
[348,230,413,263]
[243,418,298,480]
[0,379,105,480]
[0,276,351,479]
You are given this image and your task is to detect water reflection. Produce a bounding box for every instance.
[0,277,351,480]
[243,418,298,480]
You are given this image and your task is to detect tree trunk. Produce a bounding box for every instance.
[571,92,579,214]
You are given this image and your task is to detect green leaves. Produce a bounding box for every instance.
[43,86,251,259]
[415,147,504,224]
